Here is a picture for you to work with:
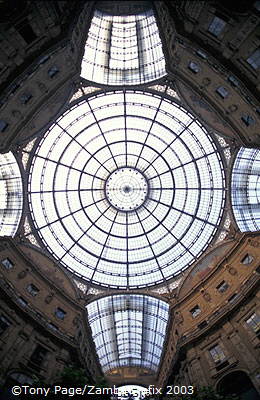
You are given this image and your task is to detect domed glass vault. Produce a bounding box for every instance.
[28,90,226,289]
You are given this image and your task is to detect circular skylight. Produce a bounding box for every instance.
[28,90,226,289]
[105,167,148,211]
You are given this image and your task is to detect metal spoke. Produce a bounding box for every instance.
[87,98,119,170]
[57,122,111,174]
[90,210,119,282]
[28,90,226,289]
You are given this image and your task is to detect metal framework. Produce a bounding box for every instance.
[86,294,169,373]
[28,90,226,289]
[231,147,260,232]
[80,9,166,85]
[0,152,23,237]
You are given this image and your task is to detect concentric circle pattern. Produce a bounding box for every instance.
[28,91,226,289]
[106,168,148,211]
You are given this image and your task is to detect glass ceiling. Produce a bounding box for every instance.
[86,294,169,373]
[231,147,260,232]
[0,152,23,237]
[28,90,226,289]
[80,9,166,85]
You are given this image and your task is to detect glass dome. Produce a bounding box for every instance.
[28,90,226,289]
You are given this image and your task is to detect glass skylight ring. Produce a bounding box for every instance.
[85,148,173,236]
[52,134,181,238]
[105,167,149,211]
[28,91,225,288]
[31,145,219,272]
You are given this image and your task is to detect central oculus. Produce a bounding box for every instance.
[105,168,148,211]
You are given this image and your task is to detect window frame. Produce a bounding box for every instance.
[27,283,40,297]
[241,254,254,265]
[190,305,201,318]
[1,258,14,270]
[209,343,226,364]
[246,312,260,333]
[246,48,260,70]
[55,307,66,320]
[0,314,11,335]
[216,280,229,293]
[208,16,226,37]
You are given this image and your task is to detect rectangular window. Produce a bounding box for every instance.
[209,344,226,364]
[196,49,207,59]
[246,313,260,333]
[18,20,37,44]
[27,283,39,297]
[190,305,201,318]
[28,345,48,371]
[55,307,66,320]
[0,120,8,132]
[1,258,14,270]
[20,93,32,104]
[48,66,59,78]
[216,86,229,98]
[188,61,200,73]
[247,48,260,70]
[0,315,11,335]
[241,254,254,264]
[228,75,239,87]
[208,16,226,37]
[216,280,229,293]
[241,115,255,127]
[18,297,28,307]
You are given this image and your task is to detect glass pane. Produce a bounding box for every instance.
[81,9,166,85]
[0,152,23,237]
[28,91,226,289]
[231,147,260,232]
[86,295,169,372]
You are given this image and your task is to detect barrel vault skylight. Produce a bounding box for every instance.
[0,152,23,237]
[86,294,169,373]
[231,147,260,232]
[27,90,226,289]
[80,8,166,85]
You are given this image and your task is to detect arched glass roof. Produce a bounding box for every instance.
[28,90,226,289]
[80,9,166,85]
[86,294,169,373]
[0,152,23,237]
[231,147,260,232]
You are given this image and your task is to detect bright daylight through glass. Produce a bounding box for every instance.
[232,147,260,232]
[0,152,23,237]
[80,9,166,85]
[86,295,169,373]
[28,90,226,289]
